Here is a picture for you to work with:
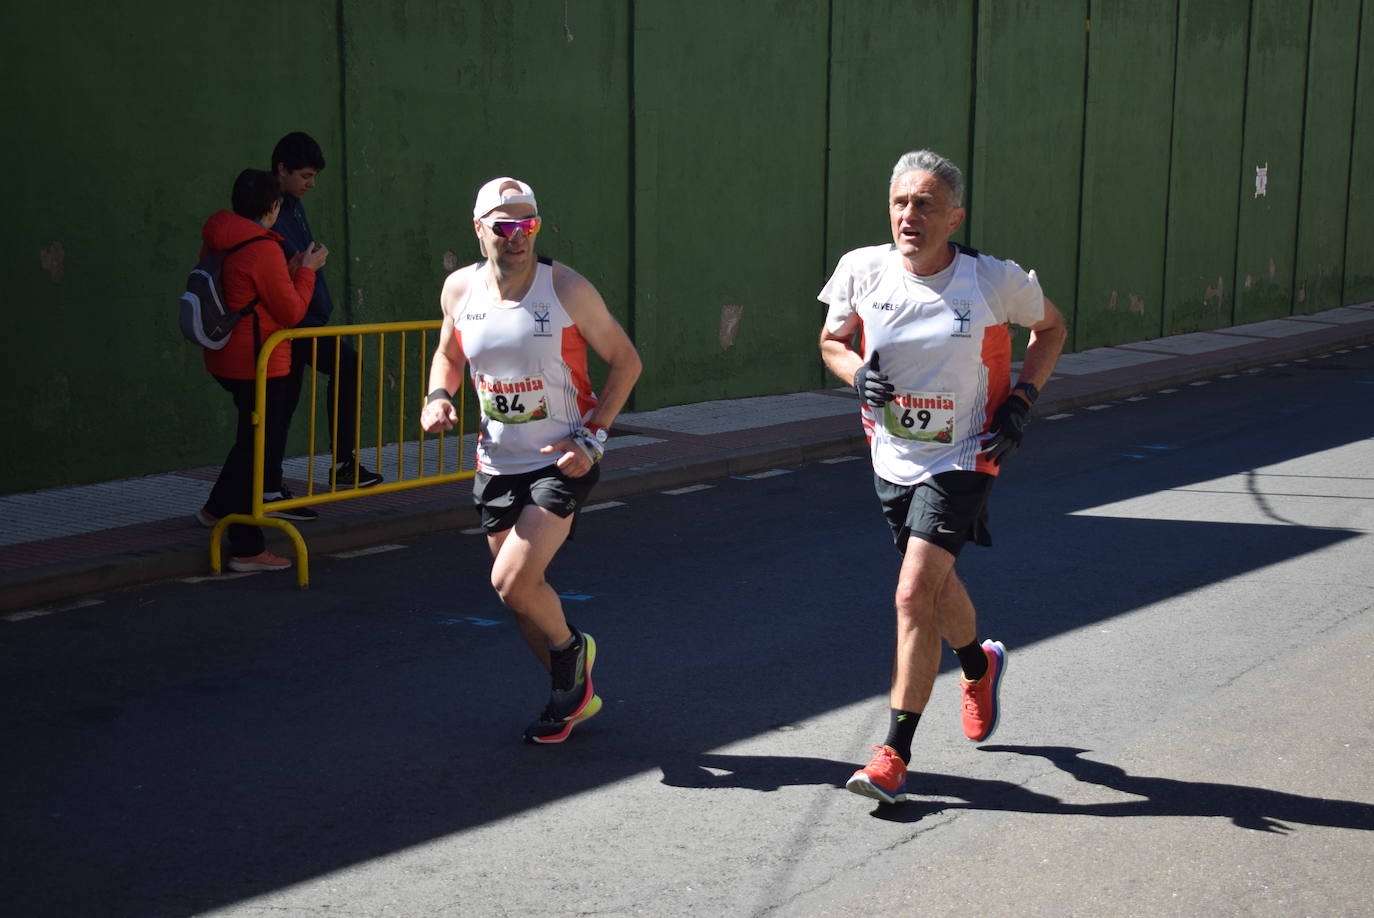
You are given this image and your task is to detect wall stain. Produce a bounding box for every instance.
[1203,276,1224,306]
[39,241,65,283]
[1129,293,1145,315]
[719,304,743,349]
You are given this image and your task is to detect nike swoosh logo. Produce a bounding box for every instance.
[935,525,957,534]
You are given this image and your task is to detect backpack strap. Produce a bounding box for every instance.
[224,235,273,323]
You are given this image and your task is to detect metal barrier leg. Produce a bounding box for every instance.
[208,514,309,588]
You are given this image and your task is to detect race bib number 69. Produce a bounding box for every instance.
[883,390,956,443]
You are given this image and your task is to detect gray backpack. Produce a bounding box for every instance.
[178,236,272,349]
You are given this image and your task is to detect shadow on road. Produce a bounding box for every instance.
[660,746,1374,834]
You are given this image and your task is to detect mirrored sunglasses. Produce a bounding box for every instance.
[480,215,541,238]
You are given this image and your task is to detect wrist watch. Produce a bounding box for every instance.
[1013,381,1040,404]
[586,424,609,445]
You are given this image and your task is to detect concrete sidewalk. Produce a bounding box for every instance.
[3,304,1373,614]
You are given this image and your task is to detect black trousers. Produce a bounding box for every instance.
[287,336,362,470]
[206,375,296,558]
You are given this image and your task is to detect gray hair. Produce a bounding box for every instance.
[890,150,964,207]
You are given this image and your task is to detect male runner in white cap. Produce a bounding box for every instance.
[422,177,642,744]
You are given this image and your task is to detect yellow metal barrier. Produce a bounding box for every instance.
[208,320,474,587]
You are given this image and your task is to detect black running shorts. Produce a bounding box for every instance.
[874,469,995,558]
[472,463,601,535]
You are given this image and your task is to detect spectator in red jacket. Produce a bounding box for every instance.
[195,169,327,571]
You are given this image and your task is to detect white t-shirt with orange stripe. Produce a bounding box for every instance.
[454,257,598,475]
[820,243,1045,486]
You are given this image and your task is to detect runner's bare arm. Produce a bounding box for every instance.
[554,264,642,430]
[421,270,472,433]
[1013,298,1067,403]
[820,312,865,387]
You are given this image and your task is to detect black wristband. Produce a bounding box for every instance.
[426,388,453,405]
[1013,381,1040,404]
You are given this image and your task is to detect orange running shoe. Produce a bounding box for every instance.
[845,745,907,805]
[961,639,1006,741]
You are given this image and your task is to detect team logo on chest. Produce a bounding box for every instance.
[950,299,974,338]
[532,303,553,337]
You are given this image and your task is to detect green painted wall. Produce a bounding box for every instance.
[3,1,1370,495]
[971,1,1087,351]
[1233,0,1310,324]
[1346,1,1374,302]
[1076,0,1177,349]
[1295,0,1361,314]
[1162,0,1251,334]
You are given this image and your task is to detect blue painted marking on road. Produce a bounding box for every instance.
[557,592,594,601]
[438,617,503,627]
[1138,444,1178,451]
[1121,454,1148,460]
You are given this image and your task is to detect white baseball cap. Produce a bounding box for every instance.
[473,177,538,218]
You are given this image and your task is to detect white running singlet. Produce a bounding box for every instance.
[453,257,598,475]
[819,243,1045,486]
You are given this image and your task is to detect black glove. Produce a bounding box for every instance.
[981,395,1031,465]
[853,350,895,408]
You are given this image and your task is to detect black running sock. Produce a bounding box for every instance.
[954,639,989,683]
[883,709,921,764]
[549,628,582,692]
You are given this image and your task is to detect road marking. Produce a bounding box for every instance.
[180,572,259,583]
[1046,413,1073,420]
[1126,395,1149,401]
[1158,388,1180,394]
[1085,404,1111,411]
[4,598,103,622]
[663,484,714,495]
[557,591,594,601]
[1220,373,1238,378]
[820,456,862,464]
[329,544,406,559]
[438,616,502,627]
[581,501,625,513]
[736,469,793,479]
[1189,380,1211,387]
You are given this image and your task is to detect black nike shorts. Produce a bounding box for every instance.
[874,469,995,558]
[472,463,600,536]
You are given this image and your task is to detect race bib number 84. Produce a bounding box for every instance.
[883,391,955,443]
[479,373,550,424]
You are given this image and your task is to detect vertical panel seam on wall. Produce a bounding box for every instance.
[336,0,353,320]
[966,0,980,238]
[1158,0,1183,339]
[1340,0,1367,307]
[821,0,834,286]
[1289,0,1316,315]
[1070,1,1092,354]
[626,0,638,360]
[820,0,836,386]
[1230,0,1257,326]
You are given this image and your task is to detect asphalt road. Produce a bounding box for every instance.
[3,350,1372,918]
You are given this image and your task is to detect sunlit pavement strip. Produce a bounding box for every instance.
[329,544,406,559]
[663,484,715,495]
[1046,413,1073,420]
[1085,404,1111,411]
[617,391,854,434]
[4,597,103,622]
[820,455,862,463]
[180,572,260,584]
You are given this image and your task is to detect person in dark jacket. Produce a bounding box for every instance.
[196,169,327,571]
[272,132,382,498]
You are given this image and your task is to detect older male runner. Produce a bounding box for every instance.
[819,150,1066,804]
[421,177,641,744]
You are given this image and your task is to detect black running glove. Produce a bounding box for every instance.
[981,395,1032,466]
[853,350,895,408]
